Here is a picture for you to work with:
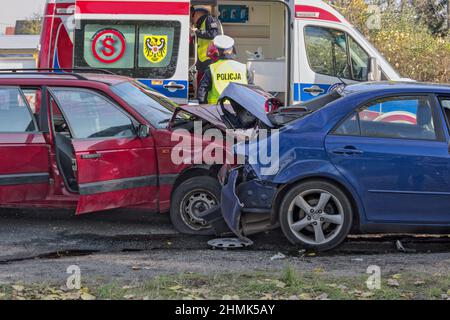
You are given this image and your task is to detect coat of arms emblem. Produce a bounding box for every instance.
[144,35,168,63]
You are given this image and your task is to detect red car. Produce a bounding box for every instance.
[0,70,227,235]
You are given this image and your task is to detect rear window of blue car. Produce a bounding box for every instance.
[333,96,439,141]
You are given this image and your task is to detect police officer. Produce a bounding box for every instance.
[198,35,253,104]
[191,6,223,84]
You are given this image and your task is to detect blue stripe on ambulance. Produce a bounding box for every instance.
[294,83,332,102]
[138,79,188,100]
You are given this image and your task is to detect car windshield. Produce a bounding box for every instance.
[111,81,190,128]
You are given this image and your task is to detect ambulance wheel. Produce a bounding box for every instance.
[171,176,221,235]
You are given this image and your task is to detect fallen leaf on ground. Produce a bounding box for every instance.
[387,279,400,287]
[12,285,24,292]
[313,267,325,273]
[222,295,239,300]
[392,274,402,280]
[358,291,374,298]
[274,280,286,288]
[122,285,137,290]
[315,293,329,300]
[81,292,96,300]
[260,293,273,300]
[168,285,183,292]
[298,293,312,300]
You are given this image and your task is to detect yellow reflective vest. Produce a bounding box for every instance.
[207,59,248,104]
[197,19,212,64]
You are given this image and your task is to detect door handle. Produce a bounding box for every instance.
[303,85,325,96]
[163,81,186,92]
[81,153,102,160]
[331,146,363,156]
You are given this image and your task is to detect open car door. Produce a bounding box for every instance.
[48,87,158,215]
[73,0,191,103]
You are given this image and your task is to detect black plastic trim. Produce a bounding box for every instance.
[79,175,158,195]
[0,173,49,186]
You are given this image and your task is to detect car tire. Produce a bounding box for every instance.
[170,176,221,235]
[279,180,353,252]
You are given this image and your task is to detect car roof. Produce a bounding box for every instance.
[0,71,132,86]
[344,81,450,95]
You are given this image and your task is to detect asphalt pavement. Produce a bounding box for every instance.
[0,208,449,285]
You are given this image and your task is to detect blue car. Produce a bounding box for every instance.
[212,82,450,251]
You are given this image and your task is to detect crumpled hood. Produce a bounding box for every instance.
[219,83,275,128]
[176,104,229,131]
[174,83,279,130]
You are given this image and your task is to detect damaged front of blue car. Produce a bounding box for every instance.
[206,86,353,243]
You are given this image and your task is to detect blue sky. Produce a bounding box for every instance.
[0,0,47,34]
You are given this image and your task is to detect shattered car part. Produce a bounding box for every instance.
[207,238,253,250]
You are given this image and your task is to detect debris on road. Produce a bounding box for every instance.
[270,252,287,261]
[395,240,416,253]
[207,238,253,250]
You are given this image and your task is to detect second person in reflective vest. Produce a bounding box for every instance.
[198,35,253,104]
[191,6,223,85]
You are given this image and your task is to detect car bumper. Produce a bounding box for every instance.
[203,165,278,239]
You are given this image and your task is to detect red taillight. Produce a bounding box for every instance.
[265,99,281,113]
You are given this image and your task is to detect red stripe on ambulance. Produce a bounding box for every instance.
[295,5,341,22]
[77,0,190,15]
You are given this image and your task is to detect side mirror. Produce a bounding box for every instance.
[368,57,382,82]
[137,124,150,138]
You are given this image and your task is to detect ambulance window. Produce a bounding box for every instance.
[83,24,136,69]
[348,37,370,81]
[304,27,334,76]
[138,25,176,69]
[305,26,351,79]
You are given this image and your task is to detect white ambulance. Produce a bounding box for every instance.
[39,0,405,105]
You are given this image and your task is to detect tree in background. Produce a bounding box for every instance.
[414,0,448,35]
[15,13,42,35]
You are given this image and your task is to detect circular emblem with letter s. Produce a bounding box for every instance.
[91,29,126,64]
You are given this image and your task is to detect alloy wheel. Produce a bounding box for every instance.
[287,189,344,245]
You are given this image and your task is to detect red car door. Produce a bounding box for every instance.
[48,87,157,215]
[0,87,50,203]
